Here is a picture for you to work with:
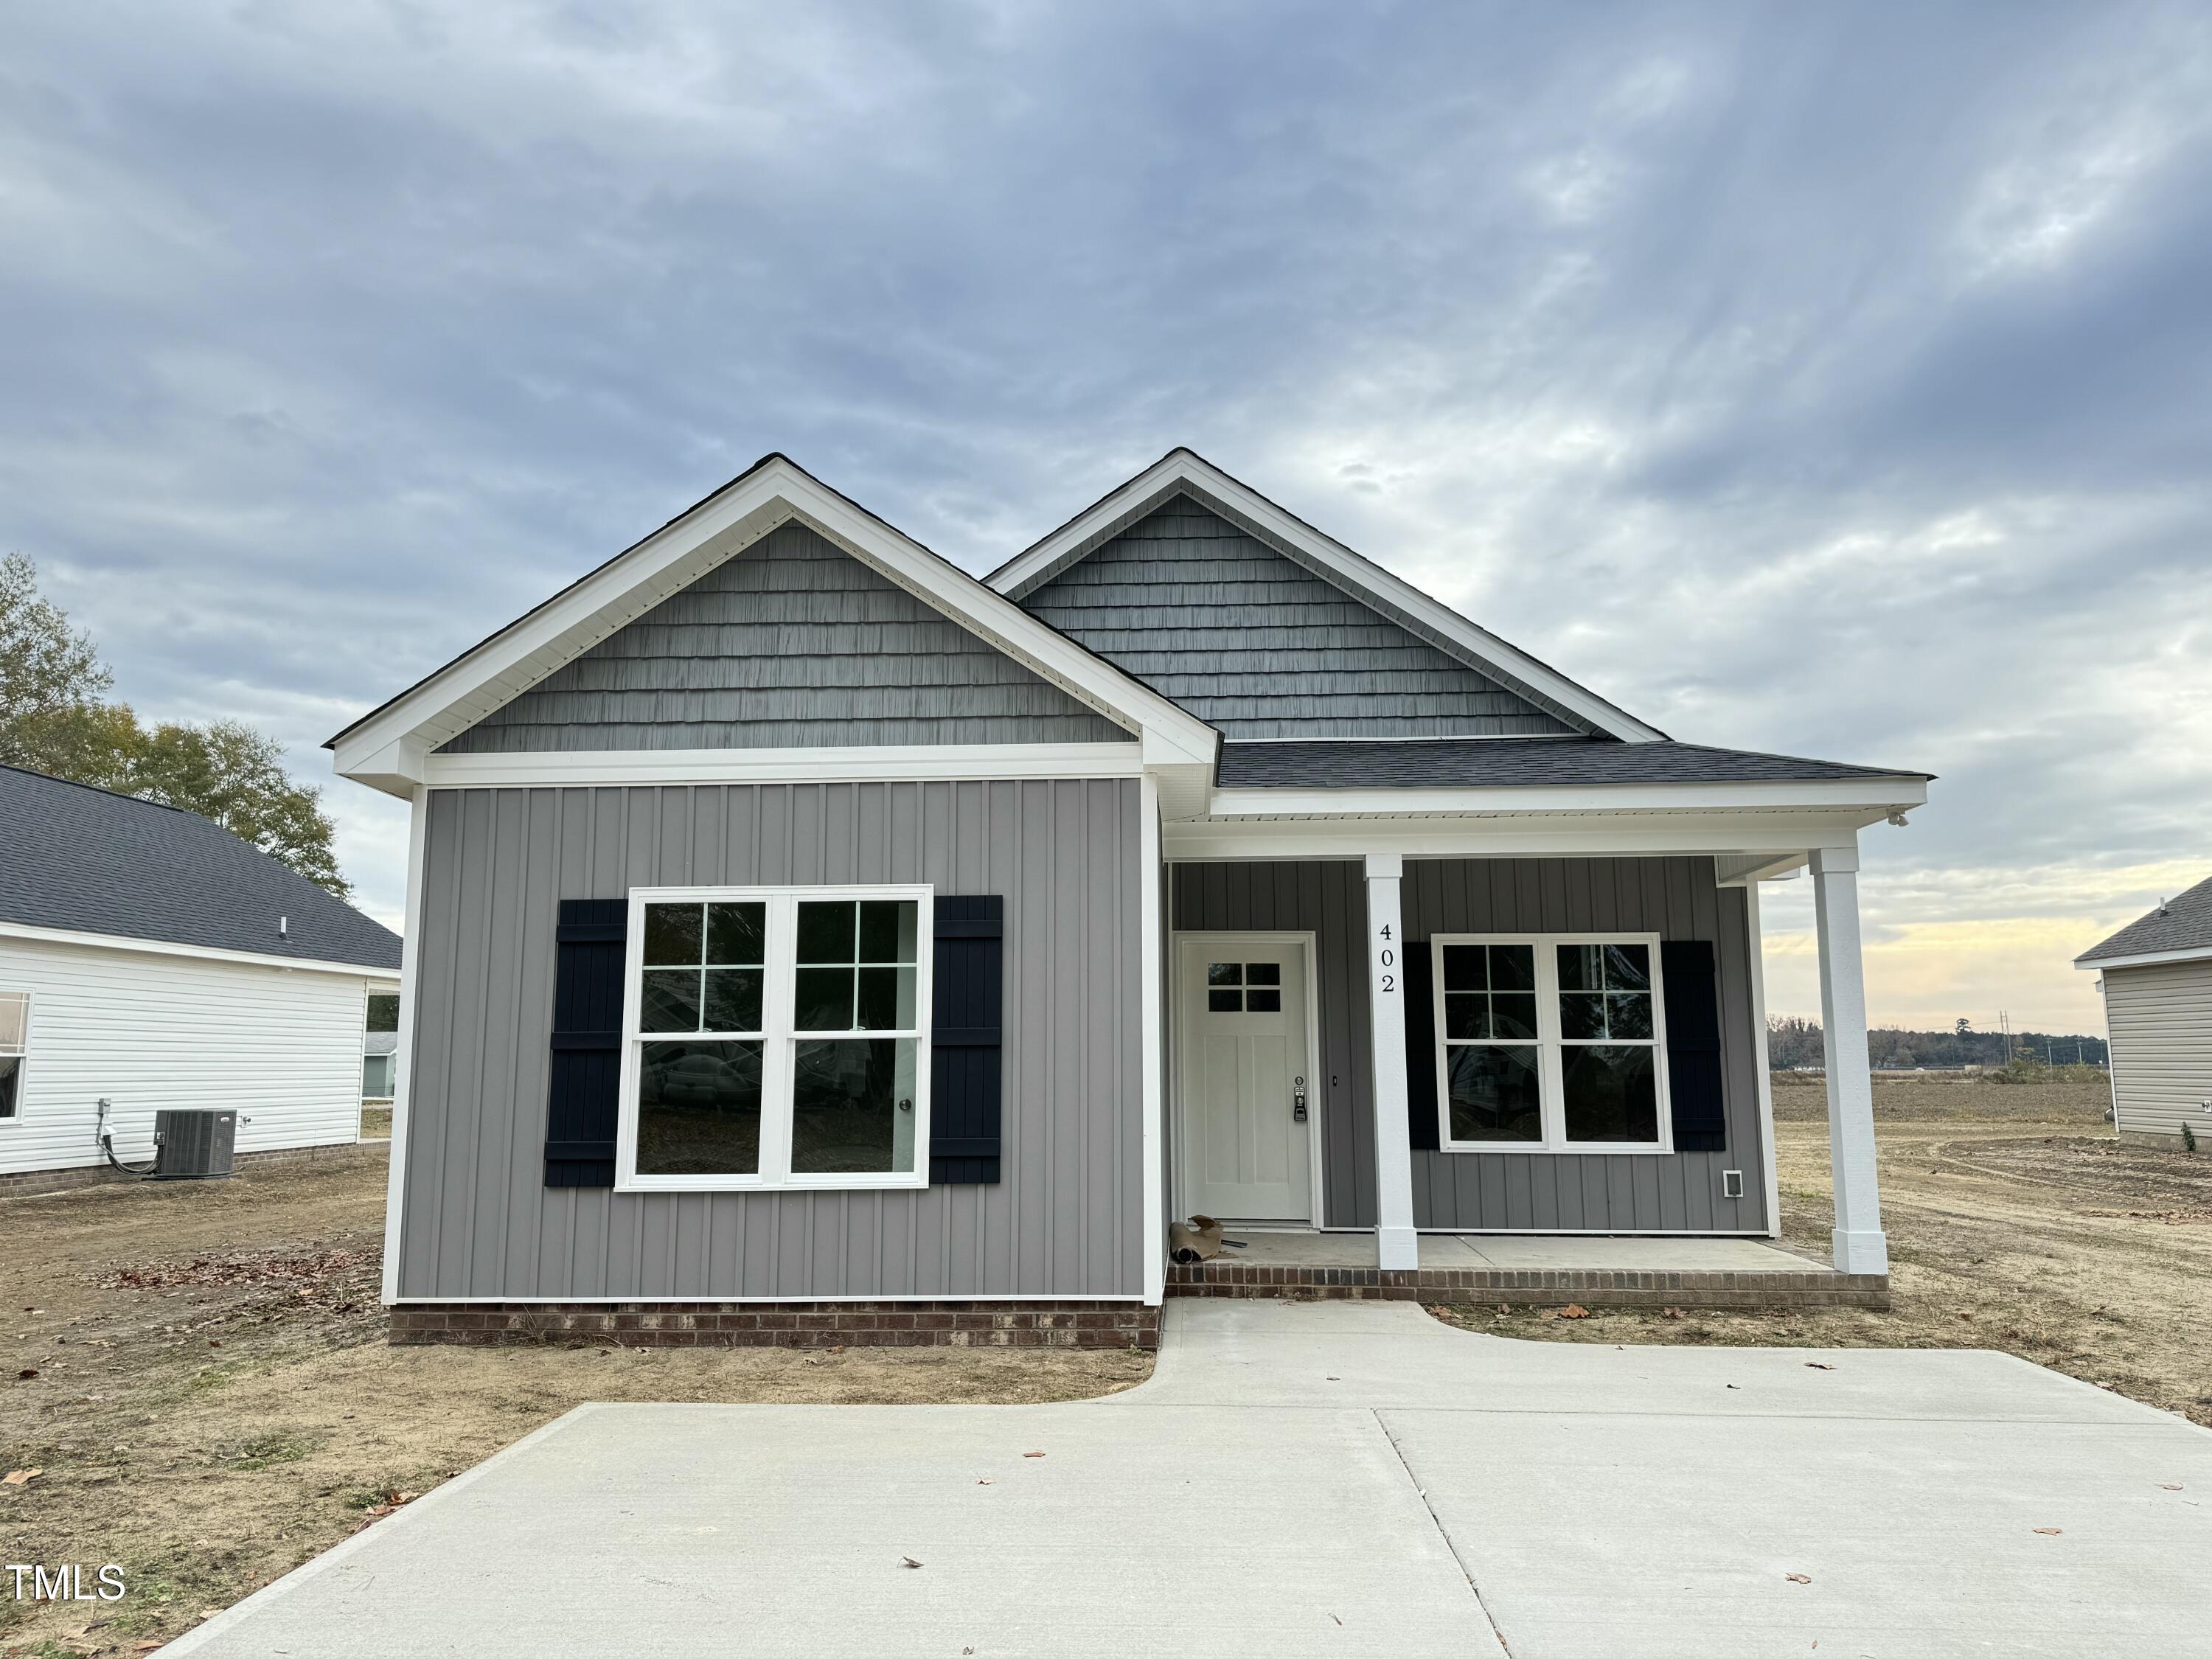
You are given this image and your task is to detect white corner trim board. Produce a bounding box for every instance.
[329,456,1217,798]
[986,447,1666,744]
[422,742,1146,791]
[0,921,399,983]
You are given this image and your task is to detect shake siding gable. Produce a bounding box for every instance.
[397,781,1143,1301]
[1018,498,1577,740]
[439,521,1130,754]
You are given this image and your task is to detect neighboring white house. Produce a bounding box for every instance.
[0,765,403,1182]
[2075,873,2212,1148]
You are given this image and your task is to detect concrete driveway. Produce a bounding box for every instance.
[172,1301,2211,1658]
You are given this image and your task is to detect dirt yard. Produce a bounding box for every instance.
[1438,1077,2212,1431]
[0,1152,1150,1658]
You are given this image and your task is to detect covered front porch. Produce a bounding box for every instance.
[1155,771,1921,1292]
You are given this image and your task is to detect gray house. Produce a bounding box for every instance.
[330,451,1928,1343]
[2076,874,2212,1147]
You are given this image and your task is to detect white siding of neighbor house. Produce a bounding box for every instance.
[2101,959,2212,1139]
[0,933,386,1176]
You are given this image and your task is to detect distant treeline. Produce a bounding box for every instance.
[1766,1017,2107,1071]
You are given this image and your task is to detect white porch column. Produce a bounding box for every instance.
[1364,852,1419,1270]
[1810,843,1889,1275]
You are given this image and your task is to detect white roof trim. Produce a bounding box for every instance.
[0,919,402,981]
[987,448,1666,744]
[330,456,1218,793]
[2074,944,2212,972]
[422,742,1143,790]
[1204,774,1928,819]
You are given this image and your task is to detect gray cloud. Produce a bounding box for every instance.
[3,1,2208,1026]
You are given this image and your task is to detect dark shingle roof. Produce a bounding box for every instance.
[0,766,401,971]
[2076,874,2212,964]
[1214,739,1930,790]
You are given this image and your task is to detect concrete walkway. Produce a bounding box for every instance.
[172,1302,2212,1659]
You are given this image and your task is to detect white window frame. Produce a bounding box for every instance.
[0,989,26,1125]
[1430,933,1672,1155]
[615,884,933,1193]
[361,1052,397,1104]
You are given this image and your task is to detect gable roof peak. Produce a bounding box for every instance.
[990,450,1666,744]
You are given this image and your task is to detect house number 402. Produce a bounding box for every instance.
[1377,922,1395,993]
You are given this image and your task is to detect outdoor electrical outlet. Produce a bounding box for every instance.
[1722,1170,1745,1199]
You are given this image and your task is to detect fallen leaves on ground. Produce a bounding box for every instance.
[2,1467,43,1484]
[1022,1451,1046,1458]
[1804,1362,1836,1370]
[900,1557,923,1569]
[1785,1572,1812,1584]
[1557,1304,1591,1319]
[94,1246,375,1297]
[2034,1527,2062,1535]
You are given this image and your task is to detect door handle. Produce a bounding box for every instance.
[1293,1076,1308,1122]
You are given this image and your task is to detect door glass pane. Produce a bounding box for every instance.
[640,970,703,1033]
[701,968,763,1034]
[794,967,855,1032]
[1207,988,1242,1012]
[1206,962,1242,987]
[636,1040,762,1174]
[1562,1046,1659,1142]
[790,1037,916,1174]
[643,903,703,967]
[796,901,856,965]
[706,902,765,966]
[1245,961,1281,986]
[1445,1046,1542,1142]
[1245,988,1281,1012]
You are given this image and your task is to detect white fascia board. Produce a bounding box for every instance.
[2073,945,2212,972]
[330,459,1217,787]
[422,742,1144,790]
[0,920,401,981]
[1206,774,1928,818]
[989,448,1665,743]
[1163,807,1885,862]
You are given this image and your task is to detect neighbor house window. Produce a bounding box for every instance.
[1431,936,1669,1152]
[361,1053,396,1102]
[617,887,929,1190]
[0,991,24,1121]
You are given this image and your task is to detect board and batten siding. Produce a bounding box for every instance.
[399,779,1143,1301]
[1171,856,1769,1233]
[439,521,1128,754]
[2101,959,2212,1140]
[0,934,379,1177]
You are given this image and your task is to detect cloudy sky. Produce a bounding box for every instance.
[6,1,2208,1032]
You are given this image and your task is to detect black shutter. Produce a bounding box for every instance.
[930,896,1003,1184]
[1403,939,1440,1150]
[546,900,626,1188]
[1661,939,1727,1152]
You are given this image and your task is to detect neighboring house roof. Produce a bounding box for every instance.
[364,1032,399,1056]
[1215,739,1930,790]
[990,448,1666,742]
[0,766,403,973]
[2076,874,2212,968]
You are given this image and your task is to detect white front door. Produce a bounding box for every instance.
[1176,936,1314,1223]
